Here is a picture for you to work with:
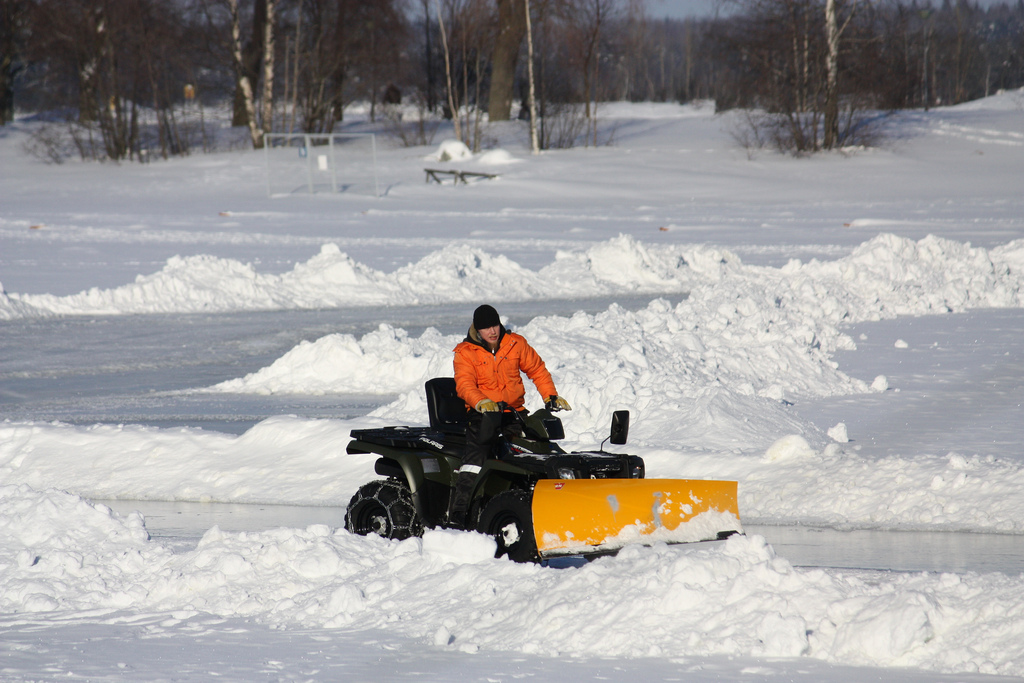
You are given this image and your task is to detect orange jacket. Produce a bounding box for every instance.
[453,327,557,411]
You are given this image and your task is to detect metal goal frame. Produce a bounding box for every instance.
[263,133,380,198]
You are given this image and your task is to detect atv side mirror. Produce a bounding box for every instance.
[609,410,629,445]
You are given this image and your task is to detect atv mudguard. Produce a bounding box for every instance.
[347,430,537,527]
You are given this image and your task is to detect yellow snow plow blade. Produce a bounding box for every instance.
[531,478,741,557]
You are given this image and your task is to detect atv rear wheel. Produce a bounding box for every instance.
[346,479,423,540]
[477,490,538,563]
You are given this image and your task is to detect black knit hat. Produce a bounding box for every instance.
[473,304,501,330]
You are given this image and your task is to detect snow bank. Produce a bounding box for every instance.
[0,237,693,319]
[429,139,472,162]
[202,233,1024,452]
[638,443,1024,533]
[5,92,1024,681]
[5,233,1024,532]
[5,233,1019,322]
[475,148,519,165]
[946,86,1024,112]
[6,413,1024,535]
[200,296,845,451]
[0,485,158,613]
[0,417,379,506]
[3,485,1023,676]
[0,281,49,319]
[208,326,455,396]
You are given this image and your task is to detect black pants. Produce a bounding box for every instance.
[448,409,521,524]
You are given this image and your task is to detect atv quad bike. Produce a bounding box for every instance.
[345,378,741,562]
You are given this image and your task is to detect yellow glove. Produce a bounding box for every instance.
[475,398,500,413]
[545,395,571,412]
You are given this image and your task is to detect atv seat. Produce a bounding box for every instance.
[425,377,469,434]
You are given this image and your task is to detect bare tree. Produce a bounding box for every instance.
[550,0,618,146]
[715,0,859,153]
[259,0,275,137]
[433,0,494,149]
[525,0,539,152]
[421,0,438,112]
[226,0,261,146]
[0,0,27,124]
[823,0,857,148]
[287,0,409,133]
[10,0,1024,163]
[19,0,219,160]
[489,0,526,121]
[291,0,344,133]
[229,0,268,127]
[436,0,462,141]
[561,0,612,120]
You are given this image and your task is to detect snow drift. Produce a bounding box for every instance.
[4,233,1024,534]
[2,485,1023,676]
[11,232,1018,321]
[0,236,695,319]
[200,232,1024,450]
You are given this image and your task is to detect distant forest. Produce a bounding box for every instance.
[2,0,1022,158]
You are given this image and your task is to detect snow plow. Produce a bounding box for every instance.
[345,378,741,562]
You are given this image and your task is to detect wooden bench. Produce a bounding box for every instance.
[425,168,499,185]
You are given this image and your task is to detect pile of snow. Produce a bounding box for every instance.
[640,439,1024,532]
[208,325,455,396]
[429,139,472,162]
[0,485,154,613]
[7,414,1024,535]
[424,140,518,166]
[0,237,693,319]
[201,233,1024,451]
[0,283,43,319]
[5,233,1024,534]
[943,86,1024,112]
[3,485,1023,676]
[0,417,377,506]
[5,233,1019,322]
[475,149,519,165]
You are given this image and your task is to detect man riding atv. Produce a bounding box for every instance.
[448,304,572,529]
[344,307,741,562]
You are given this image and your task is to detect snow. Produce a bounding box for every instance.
[3,90,1024,680]
[430,139,473,162]
[3,486,1023,675]
[475,148,519,166]
[827,422,849,442]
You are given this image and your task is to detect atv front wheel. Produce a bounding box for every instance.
[477,490,539,563]
[345,479,423,540]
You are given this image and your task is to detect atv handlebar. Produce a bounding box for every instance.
[495,402,564,442]
[494,402,564,416]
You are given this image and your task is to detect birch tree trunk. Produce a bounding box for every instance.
[436,3,462,143]
[232,0,266,127]
[259,0,276,145]
[823,0,841,149]
[227,0,261,148]
[525,0,539,154]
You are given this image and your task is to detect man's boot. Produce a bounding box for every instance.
[446,464,479,530]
